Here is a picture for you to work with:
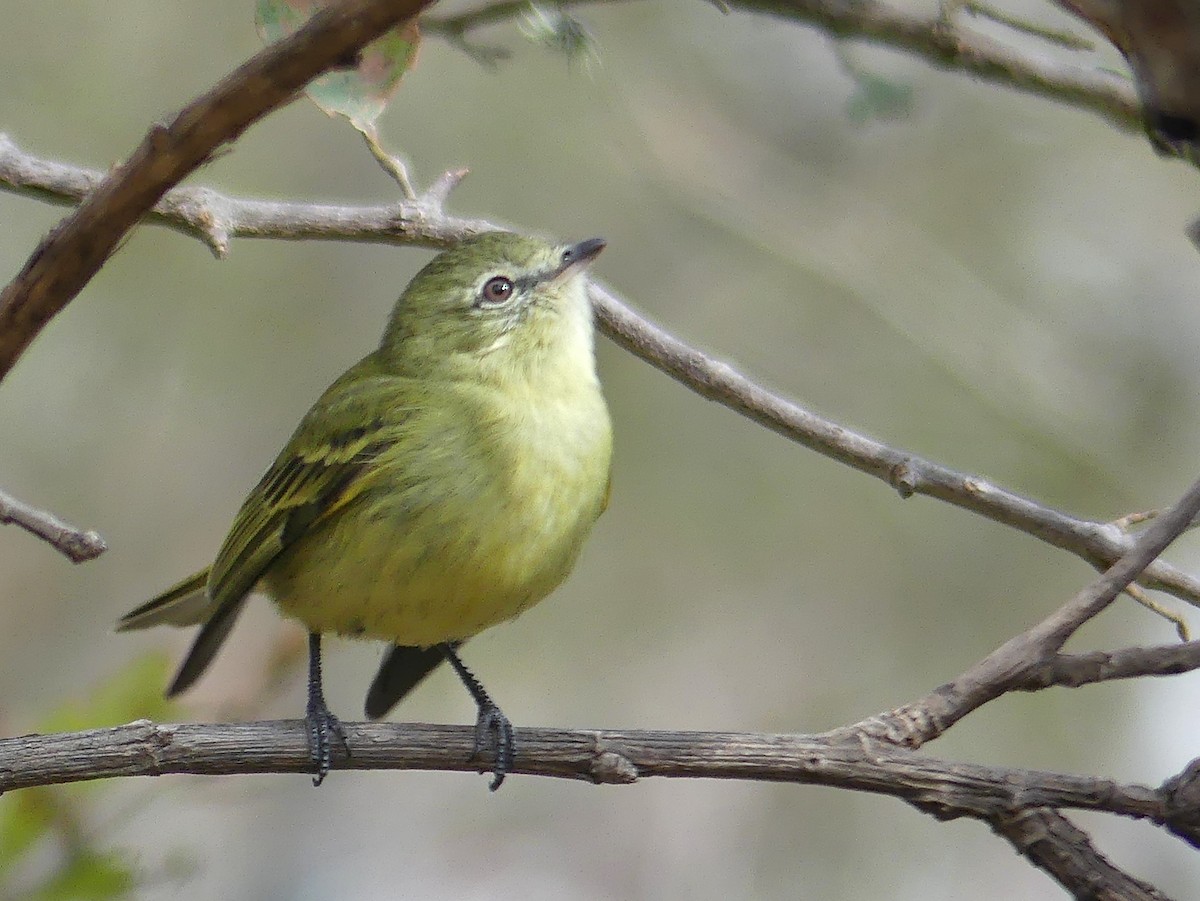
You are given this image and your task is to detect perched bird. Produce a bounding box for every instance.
[119,232,613,788]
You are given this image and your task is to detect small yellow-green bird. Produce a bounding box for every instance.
[118,232,612,788]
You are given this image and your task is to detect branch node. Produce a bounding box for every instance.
[962,476,993,497]
[889,460,919,498]
[161,186,233,258]
[423,167,470,210]
[845,702,944,749]
[590,748,639,784]
[1161,758,1200,848]
[146,122,172,154]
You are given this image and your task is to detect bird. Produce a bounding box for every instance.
[118,232,613,789]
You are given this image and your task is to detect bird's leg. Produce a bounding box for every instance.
[439,643,514,790]
[305,632,349,786]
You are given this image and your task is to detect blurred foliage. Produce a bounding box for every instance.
[520,5,600,66]
[0,655,174,900]
[37,654,175,735]
[255,0,421,129]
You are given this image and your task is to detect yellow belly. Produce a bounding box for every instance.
[264,485,602,644]
[263,384,612,646]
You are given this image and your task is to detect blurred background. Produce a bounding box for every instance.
[3,0,1200,897]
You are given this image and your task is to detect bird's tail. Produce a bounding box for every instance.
[365,643,456,719]
[116,567,214,631]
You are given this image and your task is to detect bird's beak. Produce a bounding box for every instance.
[550,237,606,282]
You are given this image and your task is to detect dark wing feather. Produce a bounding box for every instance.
[167,363,407,695]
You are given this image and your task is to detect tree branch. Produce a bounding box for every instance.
[0,486,105,563]
[844,473,1200,748]
[991,809,1174,901]
[5,715,1185,895]
[1015,639,1200,690]
[0,719,1171,821]
[0,0,438,382]
[8,716,1199,893]
[423,0,1142,135]
[3,134,1198,616]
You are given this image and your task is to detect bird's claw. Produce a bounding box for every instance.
[472,700,515,791]
[306,700,350,787]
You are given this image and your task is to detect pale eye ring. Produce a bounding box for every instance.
[481,276,515,305]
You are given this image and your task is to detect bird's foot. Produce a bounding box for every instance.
[306,694,350,787]
[438,643,515,790]
[472,699,515,791]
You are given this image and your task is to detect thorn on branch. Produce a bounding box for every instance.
[0,487,106,563]
[159,186,234,258]
[422,167,470,211]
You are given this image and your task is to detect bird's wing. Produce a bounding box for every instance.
[118,567,213,631]
[168,365,409,695]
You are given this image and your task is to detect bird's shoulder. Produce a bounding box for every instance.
[207,354,425,604]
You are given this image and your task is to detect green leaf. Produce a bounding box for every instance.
[31,850,135,901]
[255,0,420,129]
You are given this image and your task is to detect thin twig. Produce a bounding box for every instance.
[1014,640,1200,690]
[991,809,1173,901]
[589,281,1200,608]
[845,473,1200,748]
[0,0,438,382]
[0,487,105,563]
[961,0,1096,51]
[360,125,418,200]
[3,134,1198,615]
[1125,583,1189,641]
[421,0,1140,133]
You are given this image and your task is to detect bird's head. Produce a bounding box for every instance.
[381,232,606,381]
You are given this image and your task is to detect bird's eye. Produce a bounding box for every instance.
[481,276,515,305]
[561,248,575,264]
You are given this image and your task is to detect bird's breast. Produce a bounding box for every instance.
[267,375,612,646]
